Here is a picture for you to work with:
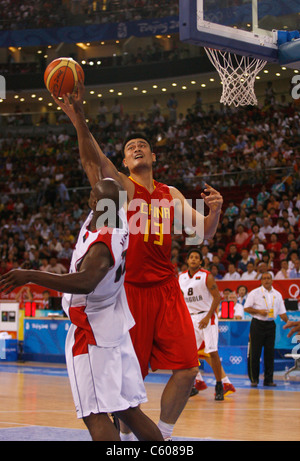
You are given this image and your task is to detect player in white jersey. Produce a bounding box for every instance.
[0,179,163,442]
[179,249,235,400]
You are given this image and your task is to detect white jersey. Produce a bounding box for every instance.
[62,207,134,348]
[179,269,213,315]
[179,269,218,354]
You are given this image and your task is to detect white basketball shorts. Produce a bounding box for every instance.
[191,312,219,354]
[65,324,147,419]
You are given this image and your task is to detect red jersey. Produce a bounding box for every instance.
[125,177,175,286]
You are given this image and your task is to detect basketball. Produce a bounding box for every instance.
[44,57,84,98]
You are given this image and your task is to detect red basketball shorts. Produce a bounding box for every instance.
[125,277,199,379]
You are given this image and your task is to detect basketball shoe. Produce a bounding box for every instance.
[223,382,236,396]
[195,379,208,391]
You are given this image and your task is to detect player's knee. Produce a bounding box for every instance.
[173,366,198,383]
[189,366,199,380]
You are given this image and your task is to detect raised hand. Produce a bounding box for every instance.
[51,80,85,127]
[201,184,223,214]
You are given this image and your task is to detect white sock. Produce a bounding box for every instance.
[120,431,137,441]
[196,370,204,381]
[222,376,231,384]
[158,420,174,440]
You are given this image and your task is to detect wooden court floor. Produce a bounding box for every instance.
[0,363,299,441]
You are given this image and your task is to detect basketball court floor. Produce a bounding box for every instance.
[0,361,299,442]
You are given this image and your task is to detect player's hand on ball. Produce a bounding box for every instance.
[52,81,85,127]
[201,184,223,214]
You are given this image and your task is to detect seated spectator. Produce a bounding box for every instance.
[200,244,213,262]
[274,260,289,279]
[240,192,255,212]
[211,254,225,273]
[44,257,67,274]
[234,285,251,320]
[235,224,250,247]
[210,263,223,280]
[288,258,300,278]
[250,223,266,243]
[240,261,257,280]
[288,250,300,270]
[224,201,239,222]
[57,241,73,260]
[266,194,280,212]
[273,217,285,233]
[238,248,254,273]
[288,207,300,227]
[260,216,274,234]
[249,237,265,263]
[279,245,289,261]
[48,237,63,254]
[266,233,282,254]
[288,241,300,260]
[234,208,251,231]
[223,263,241,281]
[256,185,270,207]
[226,244,242,266]
[255,262,275,280]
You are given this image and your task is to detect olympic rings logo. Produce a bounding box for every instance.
[229,356,243,365]
[219,325,229,333]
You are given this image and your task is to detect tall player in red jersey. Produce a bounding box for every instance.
[53,83,223,440]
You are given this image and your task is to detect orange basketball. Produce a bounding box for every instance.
[44,57,84,98]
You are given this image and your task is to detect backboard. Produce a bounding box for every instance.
[180,0,300,67]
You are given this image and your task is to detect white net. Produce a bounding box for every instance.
[205,48,267,107]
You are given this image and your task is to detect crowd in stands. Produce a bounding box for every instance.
[0,85,300,295]
[0,0,69,30]
[0,0,179,30]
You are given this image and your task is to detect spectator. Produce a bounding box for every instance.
[288,258,300,278]
[223,263,241,281]
[266,233,282,254]
[45,257,67,274]
[238,249,254,274]
[235,224,250,247]
[274,260,289,279]
[224,201,239,222]
[255,262,275,280]
[241,261,257,280]
[226,244,242,266]
[210,263,223,280]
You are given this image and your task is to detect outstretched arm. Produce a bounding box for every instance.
[52,83,131,192]
[0,243,112,295]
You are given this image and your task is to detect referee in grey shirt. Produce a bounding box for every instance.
[244,273,288,387]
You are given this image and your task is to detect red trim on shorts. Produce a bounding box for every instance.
[69,305,96,356]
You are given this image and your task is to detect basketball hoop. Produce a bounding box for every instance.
[205,48,267,107]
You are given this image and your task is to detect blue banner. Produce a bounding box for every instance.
[219,320,250,346]
[275,311,300,350]
[24,318,70,357]
[0,16,179,48]
[0,339,18,361]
